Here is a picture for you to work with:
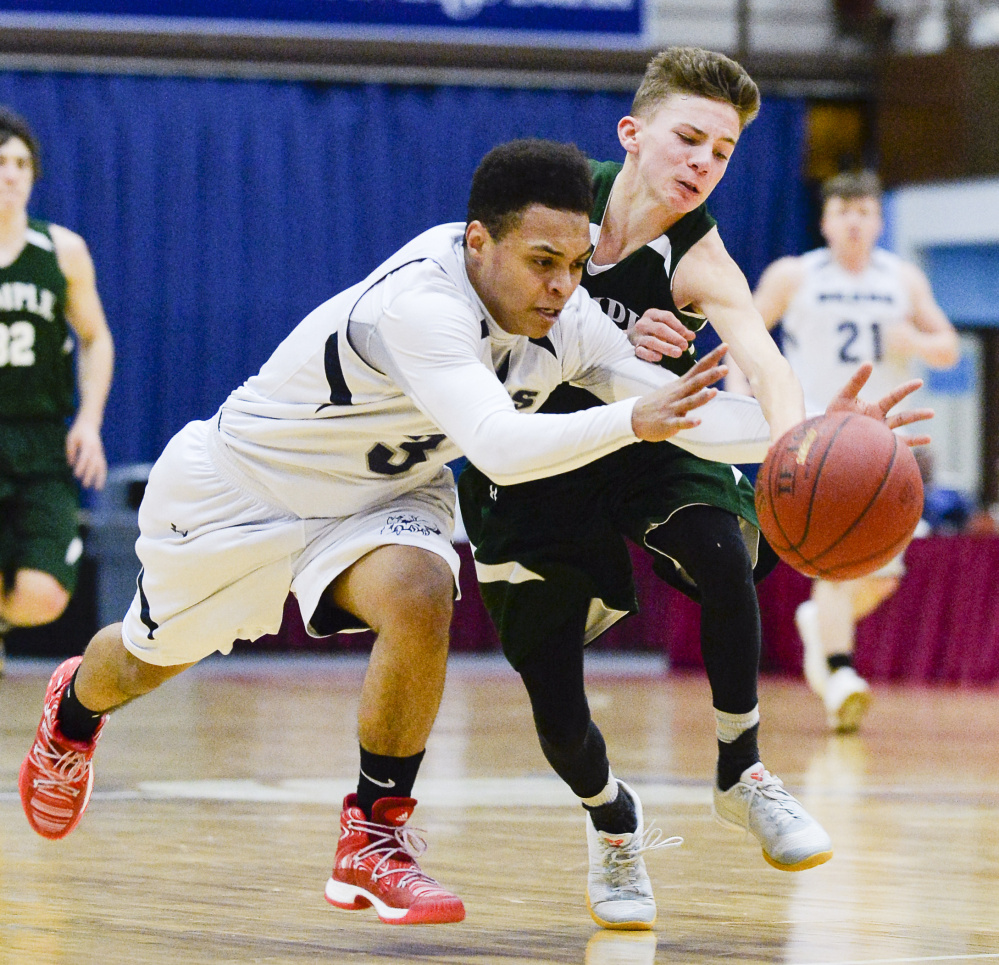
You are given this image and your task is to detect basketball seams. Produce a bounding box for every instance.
[808,526,913,580]
[809,428,900,566]
[757,426,797,553]
[755,412,923,581]
[796,412,854,555]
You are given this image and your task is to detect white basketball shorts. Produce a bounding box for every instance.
[121,420,460,666]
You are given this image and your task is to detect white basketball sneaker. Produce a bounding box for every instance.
[585,781,681,930]
[713,763,833,871]
[824,666,872,733]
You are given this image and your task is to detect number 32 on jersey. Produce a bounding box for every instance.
[0,320,36,367]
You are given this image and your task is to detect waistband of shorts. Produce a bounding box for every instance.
[204,419,295,518]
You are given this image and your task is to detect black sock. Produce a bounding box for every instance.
[56,669,105,742]
[828,653,854,671]
[357,746,425,819]
[716,723,760,791]
[584,783,638,835]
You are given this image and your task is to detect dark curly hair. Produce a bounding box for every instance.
[0,106,41,178]
[467,139,593,241]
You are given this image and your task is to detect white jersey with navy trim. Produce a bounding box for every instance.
[218,223,769,519]
[780,247,914,414]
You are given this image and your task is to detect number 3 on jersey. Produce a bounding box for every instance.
[366,434,446,476]
[837,320,882,365]
[0,321,36,367]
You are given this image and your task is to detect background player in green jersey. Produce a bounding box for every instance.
[458,47,930,928]
[0,107,115,673]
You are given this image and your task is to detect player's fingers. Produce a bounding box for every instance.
[829,362,874,404]
[635,345,664,363]
[901,434,931,448]
[877,379,925,415]
[669,386,718,414]
[640,309,696,340]
[887,407,934,430]
[687,343,728,374]
[639,335,683,358]
[674,365,726,397]
[657,416,702,438]
[74,453,94,487]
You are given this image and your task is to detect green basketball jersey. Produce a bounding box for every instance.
[540,159,716,414]
[0,219,73,420]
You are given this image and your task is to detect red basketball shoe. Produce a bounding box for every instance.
[325,794,465,924]
[19,657,107,840]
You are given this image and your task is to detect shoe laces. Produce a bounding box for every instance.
[600,824,683,889]
[740,770,801,829]
[27,711,92,798]
[345,816,445,893]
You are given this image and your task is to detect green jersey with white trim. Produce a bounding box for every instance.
[540,159,716,414]
[0,219,73,420]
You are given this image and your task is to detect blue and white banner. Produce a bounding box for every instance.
[4,0,642,37]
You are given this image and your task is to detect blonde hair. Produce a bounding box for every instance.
[632,47,760,129]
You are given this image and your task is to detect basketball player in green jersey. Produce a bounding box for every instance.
[0,107,115,673]
[458,48,930,927]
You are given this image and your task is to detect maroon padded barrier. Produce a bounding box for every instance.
[246,536,999,686]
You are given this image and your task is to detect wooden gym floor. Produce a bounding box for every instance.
[1,652,997,965]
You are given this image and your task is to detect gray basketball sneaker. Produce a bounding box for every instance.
[585,781,682,930]
[713,763,833,871]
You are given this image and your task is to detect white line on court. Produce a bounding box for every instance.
[0,777,710,807]
[792,955,999,965]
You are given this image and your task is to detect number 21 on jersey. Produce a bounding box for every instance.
[837,319,882,365]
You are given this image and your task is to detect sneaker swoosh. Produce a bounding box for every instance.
[360,769,396,789]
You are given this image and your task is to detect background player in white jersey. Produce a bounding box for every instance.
[20,139,780,927]
[736,170,957,732]
[0,106,114,675]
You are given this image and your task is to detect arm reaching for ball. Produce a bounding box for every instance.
[826,362,933,447]
[631,343,728,442]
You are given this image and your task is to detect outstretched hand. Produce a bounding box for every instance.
[631,343,728,443]
[826,362,933,447]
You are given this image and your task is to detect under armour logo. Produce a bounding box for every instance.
[170,523,188,537]
[489,485,498,501]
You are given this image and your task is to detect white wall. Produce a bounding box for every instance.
[885,177,999,498]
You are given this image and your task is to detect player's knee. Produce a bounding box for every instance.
[10,579,70,627]
[536,714,590,753]
[377,564,454,641]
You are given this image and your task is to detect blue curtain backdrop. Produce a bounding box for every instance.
[0,71,807,469]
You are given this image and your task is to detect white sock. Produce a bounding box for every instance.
[715,705,760,744]
[580,772,619,808]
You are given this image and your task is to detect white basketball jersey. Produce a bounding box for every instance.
[780,248,913,413]
[213,223,769,520]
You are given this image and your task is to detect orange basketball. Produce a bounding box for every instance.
[755,412,924,580]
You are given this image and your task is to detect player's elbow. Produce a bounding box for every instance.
[464,452,522,486]
[934,336,961,370]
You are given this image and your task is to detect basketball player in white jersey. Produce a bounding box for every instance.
[17,140,784,927]
[742,171,958,732]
